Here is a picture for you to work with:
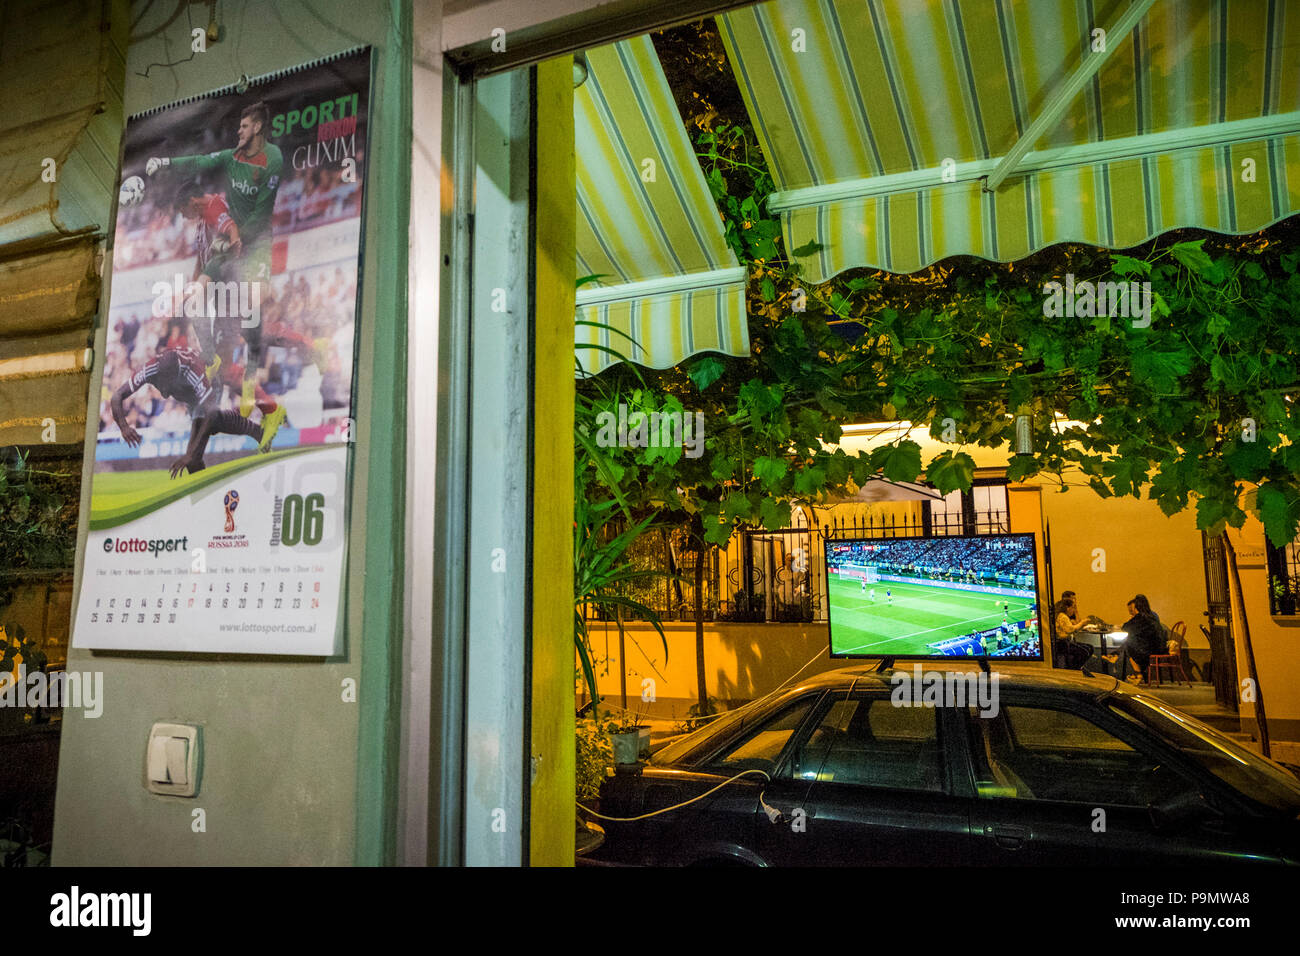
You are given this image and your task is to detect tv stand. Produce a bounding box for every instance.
[872,657,895,673]
[977,658,991,675]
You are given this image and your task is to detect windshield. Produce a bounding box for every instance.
[652,697,785,767]
[1109,694,1300,813]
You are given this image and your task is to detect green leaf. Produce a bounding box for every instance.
[1170,239,1213,275]
[1222,439,1271,480]
[1004,455,1041,482]
[1196,496,1229,535]
[1256,483,1300,548]
[792,465,827,496]
[687,356,727,392]
[704,517,734,548]
[759,497,792,530]
[1151,290,1171,318]
[876,440,923,483]
[760,276,776,302]
[1131,345,1193,393]
[753,455,789,488]
[1102,455,1148,498]
[1111,254,1151,277]
[1088,476,1114,499]
[738,380,782,416]
[924,451,976,495]
[746,235,779,260]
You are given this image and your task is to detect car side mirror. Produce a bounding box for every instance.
[1148,790,1219,833]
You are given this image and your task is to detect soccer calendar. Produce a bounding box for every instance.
[73,49,372,655]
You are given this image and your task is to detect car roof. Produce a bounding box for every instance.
[781,662,1124,700]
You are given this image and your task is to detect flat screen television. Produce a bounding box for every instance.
[824,532,1043,660]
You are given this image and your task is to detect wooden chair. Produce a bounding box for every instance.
[1148,620,1192,687]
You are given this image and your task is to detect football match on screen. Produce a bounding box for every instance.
[825,534,1043,660]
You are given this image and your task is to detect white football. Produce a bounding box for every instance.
[119,175,145,207]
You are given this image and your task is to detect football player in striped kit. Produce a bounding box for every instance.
[109,347,282,478]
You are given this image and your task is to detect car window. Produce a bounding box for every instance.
[703,698,817,777]
[966,704,1196,807]
[790,696,945,792]
[1111,695,1300,812]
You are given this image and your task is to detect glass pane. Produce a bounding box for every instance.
[792,698,944,791]
[1112,696,1300,812]
[707,698,816,776]
[967,705,1195,807]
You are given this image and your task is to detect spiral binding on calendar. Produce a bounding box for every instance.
[129,45,371,120]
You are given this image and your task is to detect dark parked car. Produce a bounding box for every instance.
[591,665,1300,866]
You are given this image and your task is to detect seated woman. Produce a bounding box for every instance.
[1052,595,1102,670]
[1054,595,1086,639]
[1115,594,1164,683]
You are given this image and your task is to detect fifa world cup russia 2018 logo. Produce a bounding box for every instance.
[223,490,240,533]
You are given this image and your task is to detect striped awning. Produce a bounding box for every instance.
[0,0,126,250]
[719,0,1300,282]
[574,36,750,376]
[0,238,99,445]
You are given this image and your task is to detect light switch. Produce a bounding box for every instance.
[164,737,188,785]
[145,723,200,796]
[148,737,171,783]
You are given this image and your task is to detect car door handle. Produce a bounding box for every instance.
[986,824,1031,849]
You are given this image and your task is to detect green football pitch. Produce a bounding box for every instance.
[89,446,319,530]
[827,573,1038,656]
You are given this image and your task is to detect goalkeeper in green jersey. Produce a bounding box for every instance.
[146,101,283,417]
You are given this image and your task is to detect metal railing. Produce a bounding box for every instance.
[1266,535,1300,616]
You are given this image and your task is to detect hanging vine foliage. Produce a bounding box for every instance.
[575,20,1300,552]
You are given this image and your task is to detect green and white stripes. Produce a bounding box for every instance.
[720,0,1300,281]
[574,36,749,375]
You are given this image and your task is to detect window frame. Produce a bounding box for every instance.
[955,693,1204,810]
[688,690,828,775]
[777,690,962,797]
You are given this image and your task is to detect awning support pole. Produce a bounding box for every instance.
[983,0,1158,193]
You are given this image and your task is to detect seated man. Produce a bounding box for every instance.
[1115,595,1164,683]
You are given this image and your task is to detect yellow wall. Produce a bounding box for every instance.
[585,621,836,716]
[1225,519,1300,741]
[1030,483,1210,648]
[586,621,1051,717]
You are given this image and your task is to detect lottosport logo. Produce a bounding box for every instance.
[223,490,240,533]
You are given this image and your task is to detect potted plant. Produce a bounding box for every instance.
[576,715,614,801]
[608,709,650,765]
[1272,578,1297,615]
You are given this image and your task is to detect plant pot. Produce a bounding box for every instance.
[611,727,650,765]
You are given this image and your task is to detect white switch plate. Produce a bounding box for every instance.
[145,722,201,797]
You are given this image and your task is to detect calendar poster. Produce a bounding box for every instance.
[73,49,372,654]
